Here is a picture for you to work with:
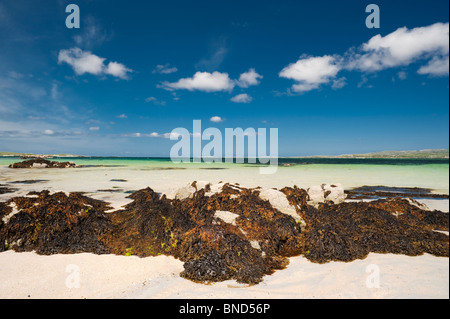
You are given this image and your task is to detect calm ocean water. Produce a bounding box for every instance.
[1,157,448,194]
[1,156,447,167]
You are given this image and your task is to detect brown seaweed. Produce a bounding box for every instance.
[0,184,448,285]
[0,191,112,255]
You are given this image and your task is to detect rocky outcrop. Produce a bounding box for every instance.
[307,183,347,206]
[9,158,77,169]
[0,183,448,285]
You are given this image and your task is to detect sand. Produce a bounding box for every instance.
[0,251,447,299]
[0,164,448,299]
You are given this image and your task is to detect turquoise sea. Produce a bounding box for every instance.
[1,157,448,194]
[0,156,448,167]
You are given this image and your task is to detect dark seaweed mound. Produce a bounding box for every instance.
[9,158,77,168]
[0,183,448,285]
[0,184,17,195]
[0,191,112,255]
[296,200,449,263]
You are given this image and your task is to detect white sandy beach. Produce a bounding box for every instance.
[0,164,448,299]
[0,251,448,299]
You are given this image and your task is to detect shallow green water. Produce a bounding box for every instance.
[1,157,448,194]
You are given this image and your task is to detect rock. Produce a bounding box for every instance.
[175,181,226,199]
[323,184,346,204]
[214,210,240,226]
[206,182,226,196]
[307,185,325,204]
[174,183,196,200]
[9,158,77,169]
[406,198,430,211]
[307,183,346,205]
[258,188,302,223]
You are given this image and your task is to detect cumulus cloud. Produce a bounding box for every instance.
[236,68,263,88]
[58,48,105,75]
[160,71,235,92]
[105,61,132,79]
[159,68,263,93]
[230,93,253,103]
[417,55,449,76]
[347,22,449,72]
[58,48,132,79]
[279,22,449,93]
[279,55,341,92]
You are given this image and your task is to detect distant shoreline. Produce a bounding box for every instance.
[288,149,449,159]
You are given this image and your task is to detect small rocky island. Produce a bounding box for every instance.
[8,158,77,169]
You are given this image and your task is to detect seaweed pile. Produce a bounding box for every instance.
[293,199,449,263]
[104,185,298,284]
[9,158,77,169]
[0,191,112,254]
[345,185,449,200]
[0,184,17,195]
[0,182,448,284]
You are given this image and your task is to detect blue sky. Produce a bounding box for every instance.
[0,0,448,156]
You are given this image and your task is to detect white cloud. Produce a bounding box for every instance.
[347,22,449,72]
[236,68,263,88]
[58,48,105,75]
[417,55,449,76]
[58,47,132,79]
[117,114,128,119]
[230,93,253,103]
[160,71,235,92]
[89,126,100,131]
[153,64,178,74]
[279,55,341,92]
[279,22,449,93]
[210,116,224,123]
[105,61,132,79]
